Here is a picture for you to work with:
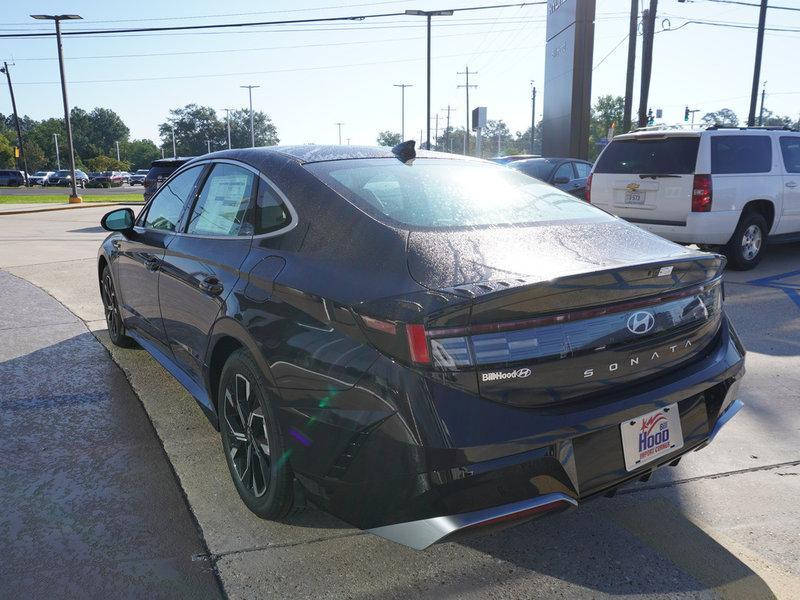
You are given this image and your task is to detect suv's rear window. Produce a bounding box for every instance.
[306,158,610,229]
[595,137,699,175]
[711,135,771,174]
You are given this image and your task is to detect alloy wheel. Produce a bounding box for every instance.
[101,272,121,339]
[224,373,271,497]
[741,224,762,261]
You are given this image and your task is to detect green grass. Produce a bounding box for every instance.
[0,194,143,204]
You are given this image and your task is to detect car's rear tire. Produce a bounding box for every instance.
[100,265,136,348]
[218,349,296,520]
[723,211,767,270]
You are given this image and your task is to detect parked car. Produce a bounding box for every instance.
[490,154,540,165]
[588,126,800,269]
[87,172,102,182]
[98,144,744,550]
[509,157,593,199]
[91,171,125,187]
[119,171,131,185]
[129,169,149,185]
[0,169,24,186]
[143,157,194,201]
[28,170,55,186]
[49,169,89,188]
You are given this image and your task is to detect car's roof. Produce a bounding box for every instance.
[189,144,484,166]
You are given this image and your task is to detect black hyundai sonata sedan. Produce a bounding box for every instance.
[98,143,745,549]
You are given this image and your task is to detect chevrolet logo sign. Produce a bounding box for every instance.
[626,183,640,191]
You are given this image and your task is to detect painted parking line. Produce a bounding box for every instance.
[746,269,800,309]
[609,498,798,600]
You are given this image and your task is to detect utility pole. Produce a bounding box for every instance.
[32,14,83,202]
[758,82,766,126]
[53,133,60,170]
[1,62,29,185]
[115,140,120,161]
[497,133,501,156]
[393,83,413,140]
[346,137,351,145]
[240,84,260,147]
[457,66,477,155]
[530,81,537,154]
[637,2,658,128]
[336,122,344,145]
[442,105,454,153]
[622,0,638,133]
[747,0,769,126]
[171,126,176,158]
[221,108,232,149]
[433,113,439,150]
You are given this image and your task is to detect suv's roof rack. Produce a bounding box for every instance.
[705,124,799,131]
[629,123,706,133]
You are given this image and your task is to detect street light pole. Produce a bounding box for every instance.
[405,9,453,150]
[53,133,60,170]
[1,62,29,185]
[336,122,344,145]
[171,126,176,158]
[240,85,260,147]
[530,81,537,155]
[221,108,232,149]
[31,13,83,202]
[206,139,211,154]
[393,84,413,140]
[115,140,120,161]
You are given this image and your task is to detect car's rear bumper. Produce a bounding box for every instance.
[628,210,741,245]
[286,315,745,546]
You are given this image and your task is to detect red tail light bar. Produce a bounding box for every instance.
[692,174,712,212]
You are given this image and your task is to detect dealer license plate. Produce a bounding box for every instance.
[624,191,644,204]
[620,404,683,471]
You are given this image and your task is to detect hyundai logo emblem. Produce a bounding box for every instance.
[626,311,655,335]
[516,368,532,378]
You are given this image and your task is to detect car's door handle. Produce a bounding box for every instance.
[112,240,121,250]
[144,257,161,272]
[786,181,798,188]
[198,276,224,296]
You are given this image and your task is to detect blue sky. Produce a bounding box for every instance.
[1,0,799,147]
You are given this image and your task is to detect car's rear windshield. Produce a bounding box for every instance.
[594,137,699,175]
[147,166,178,178]
[305,158,611,229]
[509,158,557,180]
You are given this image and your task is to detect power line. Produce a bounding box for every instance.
[690,0,800,11]
[0,2,548,39]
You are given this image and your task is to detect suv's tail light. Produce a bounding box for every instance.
[585,173,592,203]
[692,174,712,212]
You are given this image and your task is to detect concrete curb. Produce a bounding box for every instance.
[0,201,145,216]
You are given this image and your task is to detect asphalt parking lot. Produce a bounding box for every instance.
[2,184,145,196]
[1,204,798,599]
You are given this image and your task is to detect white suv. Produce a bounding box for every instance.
[587,127,800,269]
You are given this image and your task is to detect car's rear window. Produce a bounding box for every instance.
[509,159,557,180]
[305,158,610,229]
[711,135,771,174]
[595,137,699,175]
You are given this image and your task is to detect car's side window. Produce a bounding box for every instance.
[779,137,800,174]
[254,178,292,234]
[711,135,772,174]
[143,165,204,231]
[554,162,574,181]
[186,163,256,237]
[574,162,591,178]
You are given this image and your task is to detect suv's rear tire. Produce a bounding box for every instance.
[100,265,136,348]
[218,349,296,520]
[723,211,767,270]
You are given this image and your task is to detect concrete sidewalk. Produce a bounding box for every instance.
[0,271,222,599]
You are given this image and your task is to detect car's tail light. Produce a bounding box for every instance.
[585,173,592,203]
[692,174,712,212]
[405,324,431,364]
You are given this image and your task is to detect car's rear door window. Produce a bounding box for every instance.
[594,137,699,174]
[143,165,204,231]
[574,162,591,178]
[553,162,575,181]
[779,136,800,173]
[711,135,772,174]
[186,163,255,236]
[254,179,291,234]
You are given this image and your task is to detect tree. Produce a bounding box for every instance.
[759,108,793,128]
[377,131,401,146]
[0,132,14,168]
[86,155,130,172]
[123,138,160,170]
[480,120,514,158]
[589,95,624,160]
[701,108,739,127]
[228,108,279,149]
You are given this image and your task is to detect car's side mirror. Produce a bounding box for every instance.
[101,207,135,233]
[553,176,570,184]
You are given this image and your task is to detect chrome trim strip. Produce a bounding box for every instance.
[707,398,744,444]
[368,492,577,550]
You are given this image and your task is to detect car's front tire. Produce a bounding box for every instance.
[100,265,136,348]
[218,349,296,520]
[724,211,767,270]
